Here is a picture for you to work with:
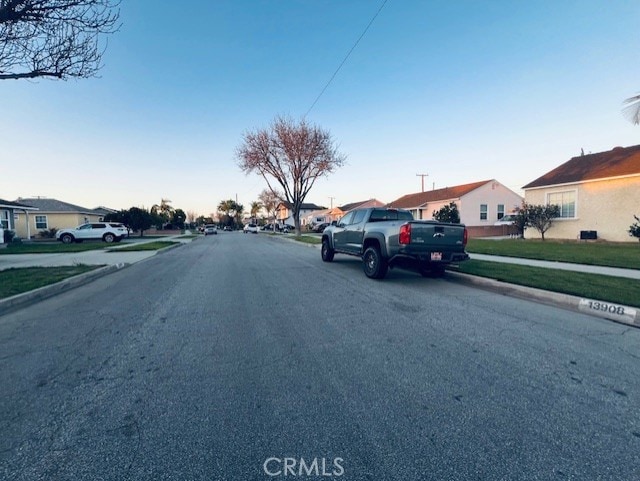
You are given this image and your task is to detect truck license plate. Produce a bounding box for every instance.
[431,252,442,261]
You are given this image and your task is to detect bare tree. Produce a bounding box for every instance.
[622,93,640,125]
[258,188,280,225]
[0,0,120,80]
[237,116,346,235]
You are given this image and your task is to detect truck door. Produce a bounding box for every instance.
[333,211,354,251]
[343,209,367,253]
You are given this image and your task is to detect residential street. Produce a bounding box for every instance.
[1,234,639,480]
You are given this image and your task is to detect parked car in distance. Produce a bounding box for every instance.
[243,223,259,234]
[223,226,232,231]
[56,222,128,244]
[203,224,217,235]
[313,222,330,233]
[494,214,517,226]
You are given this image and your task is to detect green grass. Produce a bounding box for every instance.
[290,235,322,245]
[466,238,640,270]
[0,242,108,254]
[108,241,177,252]
[0,265,100,299]
[454,260,640,308]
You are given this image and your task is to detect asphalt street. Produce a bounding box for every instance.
[1,233,639,480]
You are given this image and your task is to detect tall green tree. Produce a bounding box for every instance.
[237,116,345,235]
[106,207,153,237]
[151,198,174,228]
[249,201,263,221]
[172,209,186,229]
[432,202,460,223]
[217,199,243,228]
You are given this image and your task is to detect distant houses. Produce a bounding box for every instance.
[4,144,639,243]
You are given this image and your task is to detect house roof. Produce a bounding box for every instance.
[338,199,385,212]
[15,197,96,214]
[387,180,491,209]
[523,144,640,189]
[279,202,326,210]
[92,206,119,216]
[0,198,38,210]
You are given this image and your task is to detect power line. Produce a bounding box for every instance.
[304,0,389,118]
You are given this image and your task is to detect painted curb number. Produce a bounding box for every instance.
[579,299,638,325]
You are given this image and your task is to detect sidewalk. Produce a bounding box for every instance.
[470,253,640,280]
[0,235,192,271]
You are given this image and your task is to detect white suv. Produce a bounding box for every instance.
[243,223,259,234]
[56,222,128,244]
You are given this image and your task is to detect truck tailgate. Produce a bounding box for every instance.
[409,222,465,250]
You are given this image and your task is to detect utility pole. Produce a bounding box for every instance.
[416,173,429,192]
[328,196,335,209]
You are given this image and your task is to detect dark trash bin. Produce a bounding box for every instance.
[580,230,597,240]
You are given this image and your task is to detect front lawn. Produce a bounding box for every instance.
[108,241,178,252]
[0,242,108,254]
[453,260,640,308]
[466,238,640,270]
[0,266,101,299]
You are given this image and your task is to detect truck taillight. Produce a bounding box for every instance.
[399,223,411,245]
[463,227,468,246]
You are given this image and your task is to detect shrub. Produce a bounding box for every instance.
[3,230,15,244]
[39,227,59,239]
[629,215,640,242]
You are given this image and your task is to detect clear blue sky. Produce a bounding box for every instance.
[2,0,640,216]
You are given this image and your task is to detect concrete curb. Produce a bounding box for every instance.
[446,271,639,328]
[0,242,186,316]
[276,236,640,327]
[0,263,129,316]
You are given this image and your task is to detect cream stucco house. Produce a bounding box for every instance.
[523,145,640,242]
[13,198,104,239]
[0,199,39,242]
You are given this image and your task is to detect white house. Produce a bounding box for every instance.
[276,202,326,227]
[387,180,523,234]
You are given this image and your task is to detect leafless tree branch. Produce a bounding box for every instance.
[237,116,346,234]
[0,0,120,80]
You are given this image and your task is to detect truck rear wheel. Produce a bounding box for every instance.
[363,246,388,279]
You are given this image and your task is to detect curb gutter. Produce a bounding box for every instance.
[447,271,639,328]
[0,263,129,316]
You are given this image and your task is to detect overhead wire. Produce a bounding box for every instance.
[304,0,389,118]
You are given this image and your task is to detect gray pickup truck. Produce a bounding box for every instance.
[321,207,469,279]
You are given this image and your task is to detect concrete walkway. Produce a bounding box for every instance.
[0,235,192,271]
[470,253,640,280]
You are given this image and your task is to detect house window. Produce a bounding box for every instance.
[480,204,488,221]
[497,204,505,220]
[0,210,9,229]
[548,191,576,218]
[35,215,48,229]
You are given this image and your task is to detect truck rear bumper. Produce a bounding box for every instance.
[388,251,470,268]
